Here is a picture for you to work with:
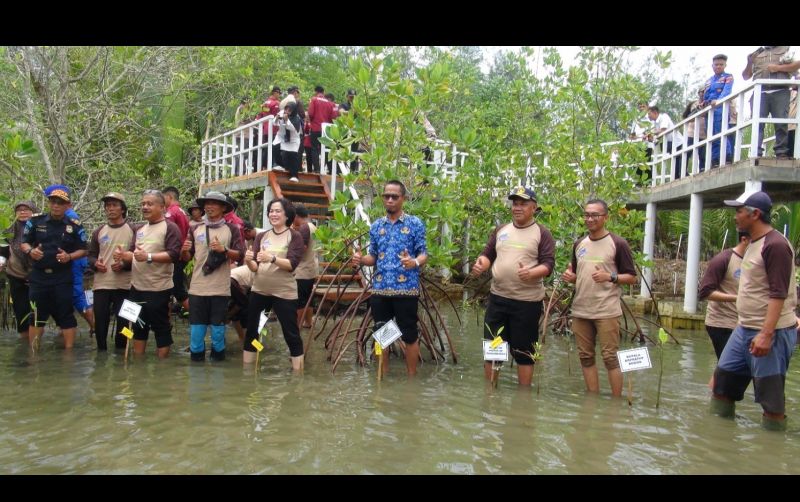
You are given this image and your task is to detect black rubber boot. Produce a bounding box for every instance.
[210,348,226,361]
[191,351,205,362]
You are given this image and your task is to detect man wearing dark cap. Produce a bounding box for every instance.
[180,191,244,361]
[88,192,136,351]
[561,199,637,396]
[712,190,797,430]
[0,200,39,340]
[20,185,88,350]
[351,180,428,377]
[471,187,555,386]
[188,200,204,227]
[703,54,734,166]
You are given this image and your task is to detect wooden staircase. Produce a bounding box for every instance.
[267,171,332,223]
[314,262,369,303]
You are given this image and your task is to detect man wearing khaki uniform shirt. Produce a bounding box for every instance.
[698,232,750,359]
[562,199,637,397]
[87,192,136,351]
[713,190,797,431]
[291,205,318,329]
[115,190,182,358]
[181,191,244,362]
[472,187,555,387]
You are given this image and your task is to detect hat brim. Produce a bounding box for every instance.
[47,195,70,203]
[508,195,536,202]
[101,196,126,205]
[196,197,234,213]
[723,199,745,207]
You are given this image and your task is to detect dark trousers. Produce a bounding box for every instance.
[244,293,302,356]
[755,88,790,157]
[172,261,188,303]
[309,131,323,173]
[94,288,130,350]
[281,150,301,178]
[129,288,173,348]
[8,275,31,333]
[371,295,419,344]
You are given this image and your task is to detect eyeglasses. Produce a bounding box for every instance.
[583,213,607,219]
[382,194,401,201]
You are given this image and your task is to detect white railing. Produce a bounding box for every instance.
[645,78,799,186]
[200,115,278,184]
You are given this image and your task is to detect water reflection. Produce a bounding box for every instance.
[0,313,798,474]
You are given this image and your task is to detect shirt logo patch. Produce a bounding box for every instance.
[375,274,382,282]
[379,228,386,236]
[379,252,385,260]
[733,268,741,280]
[100,235,110,243]
[261,240,271,250]
[498,232,509,242]
[401,226,410,234]
[65,225,73,233]
[577,246,587,259]
[197,234,206,243]
[398,274,406,283]
[137,231,144,239]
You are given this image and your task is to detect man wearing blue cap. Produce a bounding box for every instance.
[471,187,555,386]
[712,190,797,430]
[20,184,88,350]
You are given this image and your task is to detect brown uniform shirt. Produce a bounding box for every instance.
[293,222,318,280]
[251,228,304,300]
[230,264,254,291]
[736,229,797,330]
[570,233,637,319]
[480,221,555,302]
[698,248,742,329]
[3,220,32,280]
[749,46,792,84]
[131,219,182,292]
[188,222,244,297]
[88,222,136,291]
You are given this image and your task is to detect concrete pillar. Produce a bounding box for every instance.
[262,186,274,231]
[641,202,656,297]
[745,179,762,193]
[683,194,703,313]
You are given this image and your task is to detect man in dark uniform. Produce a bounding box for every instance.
[20,184,88,350]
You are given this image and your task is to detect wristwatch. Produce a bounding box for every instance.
[414,258,420,268]
[270,255,277,264]
[610,271,618,284]
[147,253,153,264]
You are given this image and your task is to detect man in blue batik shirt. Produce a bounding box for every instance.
[704,54,734,166]
[352,180,427,376]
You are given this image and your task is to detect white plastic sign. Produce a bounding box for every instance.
[118,299,142,323]
[482,340,509,362]
[84,290,94,307]
[257,311,269,334]
[617,347,652,372]
[372,319,403,349]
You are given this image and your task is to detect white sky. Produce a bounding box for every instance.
[481,46,763,96]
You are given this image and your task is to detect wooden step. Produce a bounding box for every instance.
[280,190,329,199]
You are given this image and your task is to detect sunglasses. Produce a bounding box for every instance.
[382,193,401,201]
